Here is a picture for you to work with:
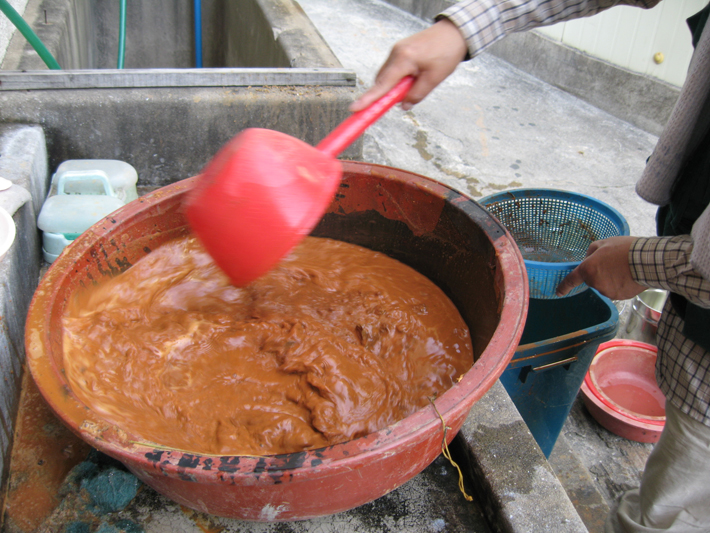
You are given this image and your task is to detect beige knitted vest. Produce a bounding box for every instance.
[636,22,710,279]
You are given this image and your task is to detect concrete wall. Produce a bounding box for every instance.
[224,0,340,68]
[487,31,679,137]
[0,85,357,187]
[0,0,358,185]
[1,0,88,70]
[382,0,452,21]
[2,0,340,71]
[2,0,223,70]
[0,124,47,492]
[384,0,678,135]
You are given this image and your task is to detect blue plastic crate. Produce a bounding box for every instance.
[500,289,619,457]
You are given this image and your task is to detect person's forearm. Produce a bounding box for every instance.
[349,18,467,111]
[351,0,661,112]
[439,0,662,59]
[630,235,710,309]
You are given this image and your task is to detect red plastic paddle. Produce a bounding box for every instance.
[185,76,414,286]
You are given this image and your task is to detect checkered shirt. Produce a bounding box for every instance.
[631,237,710,426]
[439,0,661,58]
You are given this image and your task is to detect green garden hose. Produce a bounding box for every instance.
[0,0,61,69]
[117,0,126,68]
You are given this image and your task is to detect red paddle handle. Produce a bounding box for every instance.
[316,76,415,158]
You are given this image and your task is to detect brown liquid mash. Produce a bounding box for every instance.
[63,236,473,456]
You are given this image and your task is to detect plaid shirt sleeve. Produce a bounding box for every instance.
[438,0,662,58]
[638,236,710,424]
[630,235,710,309]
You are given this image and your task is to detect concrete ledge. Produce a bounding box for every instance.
[548,432,610,532]
[0,85,359,186]
[0,124,47,490]
[486,32,678,136]
[0,125,48,216]
[454,381,588,533]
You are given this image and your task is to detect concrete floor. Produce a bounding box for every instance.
[552,396,654,533]
[549,295,656,532]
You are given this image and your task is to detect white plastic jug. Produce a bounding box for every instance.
[51,159,138,203]
[37,170,125,263]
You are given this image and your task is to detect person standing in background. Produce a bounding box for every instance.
[351,1,710,531]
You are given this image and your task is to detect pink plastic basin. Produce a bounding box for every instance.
[25,162,528,521]
[581,340,665,443]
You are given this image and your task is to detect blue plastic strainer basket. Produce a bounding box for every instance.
[480,189,630,299]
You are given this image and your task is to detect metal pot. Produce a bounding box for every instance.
[624,289,668,345]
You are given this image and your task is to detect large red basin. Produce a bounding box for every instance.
[25,161,528,521]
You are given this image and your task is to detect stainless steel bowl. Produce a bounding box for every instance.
[624,289,668,345]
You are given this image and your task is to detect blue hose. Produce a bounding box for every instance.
[117,0,126,68]
[0,0,61,69]
[194,0,202,67]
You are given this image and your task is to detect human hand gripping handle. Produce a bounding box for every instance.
[556,236,647,300]
[350,18,468,113]
[317,76,414,158]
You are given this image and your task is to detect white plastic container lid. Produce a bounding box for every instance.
[38,171,124,235]
[51,159,138,203]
